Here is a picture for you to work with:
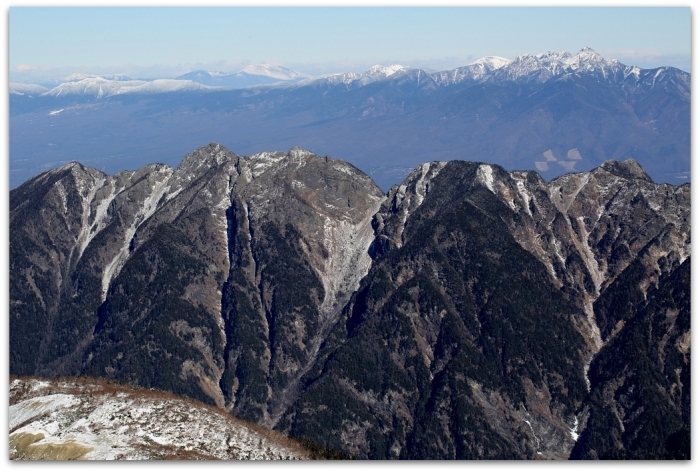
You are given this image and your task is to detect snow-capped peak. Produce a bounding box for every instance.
[42,77,148,98]
[41,77,224,98]
[469,56,510,70]
[9,82,49,96]
[364,64,408,77]
[64,73,133,82]
[495,51,572,82]
[564,47,607,69]
[241,64,305,80]
[305,64,409,87]
[495,47,627,83]
[574,46,601,59]
[558,47,626,79]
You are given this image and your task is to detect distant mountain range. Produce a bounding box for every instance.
[9,48,689,190]
[10,63,311,96]
[173,64,310,89]
[11,48,686,95]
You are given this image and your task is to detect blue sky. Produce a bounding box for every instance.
[7,4,693,83]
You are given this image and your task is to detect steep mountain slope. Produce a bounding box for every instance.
[281,162,590,459]
[215,147,384,425]
[9,144,690,459]
[572,259,691,460]
[10,160,182,376]
[10,143,384,416]
[276,158,689,459]
[10,376,311,460]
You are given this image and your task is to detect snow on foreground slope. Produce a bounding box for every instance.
[9,377,310,460]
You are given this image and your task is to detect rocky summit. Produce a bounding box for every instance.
[9,144,690,459]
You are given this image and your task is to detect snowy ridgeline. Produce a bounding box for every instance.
[11,47,682,100]
[9,377,310,460]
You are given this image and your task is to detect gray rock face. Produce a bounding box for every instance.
[10,143,385,418]
[9,145,690,459]
[377,157,689,355]
[219,147,385,425]
[281,159,689,459]
[10,160,179,376]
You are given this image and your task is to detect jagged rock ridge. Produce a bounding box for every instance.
[278,157,688,459]
[9,144,690,459]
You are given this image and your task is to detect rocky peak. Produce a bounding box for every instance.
[176,142,238,177]
[470,56,510,70]
[372,161,447,255]
[598,158,653,182]
[568,47,605,66]
[364,64,408,78]
[499,50,572,80]
[288,146,315,161]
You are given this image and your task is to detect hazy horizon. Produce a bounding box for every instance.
[9,6,691,84]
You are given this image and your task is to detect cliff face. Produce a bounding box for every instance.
[279,159,689,459]
[9,144,690,459]
[218,147,384,426]
[10,144,384,413]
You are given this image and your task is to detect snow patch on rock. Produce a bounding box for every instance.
[10,378,308,460]
[477,164,496,193]
[101,168,173,300]
[247,151,287,178]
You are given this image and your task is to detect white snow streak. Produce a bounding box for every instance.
[54,181,68,216]
[101,169,173,300]
[477,164,496,193]
[413,162,447,207]
[76,178,109,260]
[514,178,533,216]
[391,162,447,247]
[522,411,542,455]
[569,417,580,441]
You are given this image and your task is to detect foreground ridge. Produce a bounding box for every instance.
[9,376,310,460]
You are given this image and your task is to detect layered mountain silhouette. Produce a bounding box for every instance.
[10,143,690,459]
[10,48,690,190]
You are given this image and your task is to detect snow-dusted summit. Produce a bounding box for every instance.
[303,64,410,87]
[365,64,408,77]
[41,77,225,98]
[9,82,49,96]
[12,47,686,97]
[65,73,134,82]
[471,56,510,69]
[491,47,628,82]
[241,63,308,81]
